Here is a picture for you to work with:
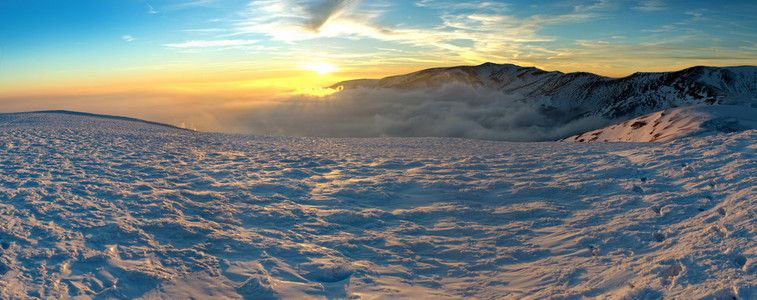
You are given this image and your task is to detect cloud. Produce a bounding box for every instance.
[182,28,226,33]
[531,38,757,76]
[304,0,353,32]
[0,83,611,142]
[237,0,383,42]
[574,0,620,13]
[164,39,258,48]
[223,84,610,141]
[743,44,757,51]
[168,0,222,9]
[122,35,135,42]
[633,0,665,12]
[685,10,706,21]
[414,0,510,13]
[233,0,592,65]
[147,4,158,14]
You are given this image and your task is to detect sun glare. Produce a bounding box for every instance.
[304,62,339,75]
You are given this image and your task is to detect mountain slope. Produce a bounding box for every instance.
[0,110,192,131]
[332,63,757,125]
[562,105,757,142]
[1,112,757,299]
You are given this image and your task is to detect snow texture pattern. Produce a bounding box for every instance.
[0,112,756,299]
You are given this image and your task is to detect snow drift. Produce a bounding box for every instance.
[1,111,756,299]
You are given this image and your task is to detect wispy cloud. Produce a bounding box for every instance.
[162,0,226,10]
[122,35,135,42]
[233,0,593,64]
[641,24,677,33]
[147,4,158,14]
[414,0,510,13]
[633,0,665,12]
[574,0,620,13]
[539,38,757,75]
[160,0,755,78]
[685,10,706,21]
[181,28,227,33]
[164,39,258,48]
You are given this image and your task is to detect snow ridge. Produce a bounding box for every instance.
[562,105,757,142]
[3,110,192,131]
[332,63,757,122]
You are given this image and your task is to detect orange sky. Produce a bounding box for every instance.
[1,0,756,121]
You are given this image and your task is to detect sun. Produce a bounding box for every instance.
[304,62,339,75]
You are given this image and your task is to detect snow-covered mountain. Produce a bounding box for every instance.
[562,105,757,142]
[333,63,757,128]
[1,111,756,299]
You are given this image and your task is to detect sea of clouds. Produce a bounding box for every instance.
[236,83,610,141]
[1,83,612,141]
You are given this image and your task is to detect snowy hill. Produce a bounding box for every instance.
[332,63,757,133]
[562,105,757,142]
[0,110,192,131]
[1,111,756,299]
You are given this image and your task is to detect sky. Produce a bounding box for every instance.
[0,0,756,129]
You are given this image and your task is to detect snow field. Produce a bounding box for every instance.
[0,112,755,299]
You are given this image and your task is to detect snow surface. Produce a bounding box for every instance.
[1,111,756,299]
[562,105,757,142]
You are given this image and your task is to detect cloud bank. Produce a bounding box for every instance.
[234,84,609,141]
[0,85,611,142]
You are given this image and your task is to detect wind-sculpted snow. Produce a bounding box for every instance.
[1,112,756,299]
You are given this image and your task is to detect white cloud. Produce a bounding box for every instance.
[182,28,226,33]
[574,0,620,13]
[230,83,610,141]
[233,0,592,64]
[122,35,135,42]
[743,44,757,51]
[164,39,259,48]
[414,0,510,13]
[633,0,665,12]
[685,10,706,21]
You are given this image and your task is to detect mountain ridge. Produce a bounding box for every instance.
[2,110,194,131]
[561,105,757,142]
[330,63,757,123]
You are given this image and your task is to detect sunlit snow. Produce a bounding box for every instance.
[0,111,755,299]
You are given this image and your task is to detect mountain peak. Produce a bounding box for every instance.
[326,63,757,140]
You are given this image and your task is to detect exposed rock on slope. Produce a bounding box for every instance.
[562,105,757,142]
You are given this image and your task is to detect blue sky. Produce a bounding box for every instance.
[1,0,757,96]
